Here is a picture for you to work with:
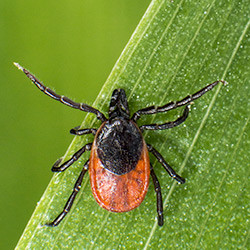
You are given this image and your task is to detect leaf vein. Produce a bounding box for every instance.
[193,116,249,249]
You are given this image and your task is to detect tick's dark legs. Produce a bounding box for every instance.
[150,165,164,226]
[53,127,95,171]
[132,80,226,121]
[52,143,92,172]
[70,127,97,135]
[14,63,107,122]
[46,160,89,227]
[147,144,185,184]
[140,105,189,131]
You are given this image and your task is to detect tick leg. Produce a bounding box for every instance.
[45,160,89,227]
[52,143,92,172]
[132,80,226,121]
[14,63,107,122]
[147,144,185,184]
[140,105,189,131]
[150,165,164,226]
[70,127,97,136]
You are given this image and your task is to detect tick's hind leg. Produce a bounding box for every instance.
[45,160,89,227]
[150,165,163,226]
[147,144,185,184]
[52,142,92,172]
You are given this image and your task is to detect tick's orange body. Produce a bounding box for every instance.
[89,136,150,212]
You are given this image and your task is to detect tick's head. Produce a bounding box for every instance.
[108,89,130,119]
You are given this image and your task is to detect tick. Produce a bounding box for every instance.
[14,62,225,226]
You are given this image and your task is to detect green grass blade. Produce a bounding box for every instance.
[16,0,249,249]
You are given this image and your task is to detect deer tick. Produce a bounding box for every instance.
[14,62,225,226]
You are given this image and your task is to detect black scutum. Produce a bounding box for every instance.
[96,117,143,175]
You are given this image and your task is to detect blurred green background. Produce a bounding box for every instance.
[0,1,150,248]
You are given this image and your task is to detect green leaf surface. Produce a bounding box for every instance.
[16,0,249,249]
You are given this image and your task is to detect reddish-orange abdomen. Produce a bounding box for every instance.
[89,140,150,212]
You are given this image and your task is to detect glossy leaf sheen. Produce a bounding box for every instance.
[16,0,249,249]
